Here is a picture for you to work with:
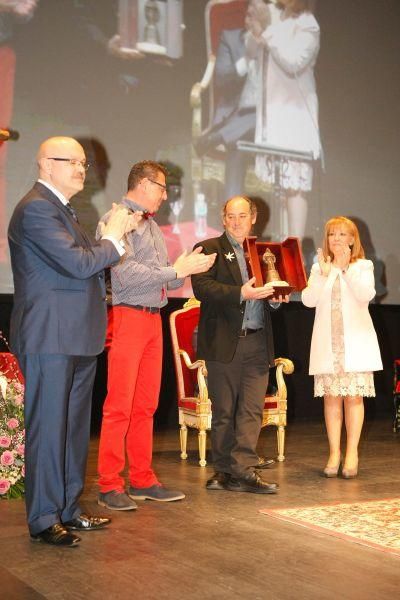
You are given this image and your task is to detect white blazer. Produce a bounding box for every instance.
[301,259,383,375]
[259,11,321,158]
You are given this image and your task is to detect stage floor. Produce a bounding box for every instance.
[1,419,399,599]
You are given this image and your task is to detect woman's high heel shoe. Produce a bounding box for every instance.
[323,463,341,478]
[342,466,358,479]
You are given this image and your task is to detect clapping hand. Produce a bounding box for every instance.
[102,203,142,240]
[174,247,217,278]
[334,244,351,271]
[317,247,331,277]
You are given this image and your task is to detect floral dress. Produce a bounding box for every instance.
[314,276,375,398]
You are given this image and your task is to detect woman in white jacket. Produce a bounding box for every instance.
[302,217,382,478]
[248,0,320,239]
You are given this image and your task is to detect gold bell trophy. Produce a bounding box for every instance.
[262,248,290,290]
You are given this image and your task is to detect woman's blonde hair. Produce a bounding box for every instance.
[280,0,316,15]
[322,216,365,263]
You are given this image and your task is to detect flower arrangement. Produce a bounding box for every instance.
[0,338,25,499]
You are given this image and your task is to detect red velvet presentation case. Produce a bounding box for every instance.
[243,236,307,295]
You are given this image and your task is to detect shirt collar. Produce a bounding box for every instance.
[38,179,68,206]
[120,197,150,236]
[225,231,243,251]
[121,197,149,213]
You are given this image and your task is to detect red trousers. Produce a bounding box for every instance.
[0,46,16,262]
[98,307,163,491]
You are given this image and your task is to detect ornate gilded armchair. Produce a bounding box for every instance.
[169,298,294,466]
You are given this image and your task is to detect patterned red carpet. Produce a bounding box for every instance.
[261,498,400,557]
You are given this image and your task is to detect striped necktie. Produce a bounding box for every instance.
[66,202,79,222]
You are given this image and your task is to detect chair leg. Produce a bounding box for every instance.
[198,429,207,467]
[180,424,188,460]
[277,425,285,462]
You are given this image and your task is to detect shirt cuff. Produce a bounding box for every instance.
[102,235,125,256]
[164,266,179,283]
[268,300,281,309]
[235,56,248,77]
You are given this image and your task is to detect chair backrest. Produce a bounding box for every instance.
[204,0,248,128]
[169,302,201,400]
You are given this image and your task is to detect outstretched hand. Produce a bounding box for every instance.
[241,277,275,301]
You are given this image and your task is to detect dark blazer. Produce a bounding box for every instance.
[212,28,256,146]
[8,182,120,356]
[192,233,275,365]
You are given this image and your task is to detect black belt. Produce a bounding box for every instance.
[239,328,262,337]
[130,304,161,314]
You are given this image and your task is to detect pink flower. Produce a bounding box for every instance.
[16,444,25,456]
[14,394,24,406]
[21,464,25,477]
[0,451,14,466]
[0,436,11,448]
[7,418,19,430]
[0,479,11,495]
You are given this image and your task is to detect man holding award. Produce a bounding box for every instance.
[192,196,289,494]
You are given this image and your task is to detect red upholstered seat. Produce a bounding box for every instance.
[393,360,400,432]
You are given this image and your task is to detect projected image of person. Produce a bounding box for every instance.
[0,0,38,262]
[302,217,383,479]
[248,0,320,239]
[194,0,262,199]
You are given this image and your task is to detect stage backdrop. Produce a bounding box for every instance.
[0,0,399,303]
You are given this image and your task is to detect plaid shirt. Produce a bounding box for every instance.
[98,198,183,308]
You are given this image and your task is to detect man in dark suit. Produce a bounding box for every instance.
[8,136,138,547]
[192,195,289,494]
[194,26,256,199]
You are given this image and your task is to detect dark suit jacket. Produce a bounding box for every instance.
[8,182,120,356]
[212,28,256,146]
[192,233,275,365]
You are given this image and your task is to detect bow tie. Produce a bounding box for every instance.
[142,211,155,220]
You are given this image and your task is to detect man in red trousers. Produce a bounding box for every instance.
[97,160,216,510]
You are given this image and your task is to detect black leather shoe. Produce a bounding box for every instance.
[206,472,231,490]
[255,456,275,469]
[30,523,81,547]
[193,131,224,156]
[63,514,111,531]
[225,472,279,494]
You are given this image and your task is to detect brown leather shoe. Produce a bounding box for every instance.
[225,473,279,494]
[63,514,111,531]
[30,523,81,547]
[255,456,275,469]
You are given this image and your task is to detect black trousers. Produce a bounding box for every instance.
[18,354,97,535]
[206,330,269,478]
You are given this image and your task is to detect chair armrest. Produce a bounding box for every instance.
[190,55,216,138]
[190,55,216,108]
[273,357,294,401]
[178,350,209,405]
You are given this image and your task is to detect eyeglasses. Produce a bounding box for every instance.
[47,157,90,171]
[148,178,167,192]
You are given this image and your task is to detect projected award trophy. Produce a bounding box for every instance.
[117,0,184,60]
